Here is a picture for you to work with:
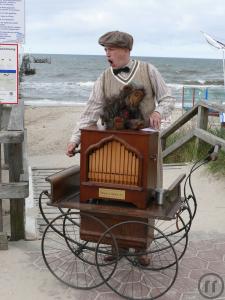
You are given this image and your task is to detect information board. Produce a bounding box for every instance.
[0,44,18,104]
[0,0,25,44]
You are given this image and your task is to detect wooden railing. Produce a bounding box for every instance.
[161,101,225,159]
[0,101,29,242]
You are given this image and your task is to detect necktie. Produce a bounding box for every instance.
[113,66,130,75]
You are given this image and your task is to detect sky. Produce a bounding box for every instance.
[24,0,225,59]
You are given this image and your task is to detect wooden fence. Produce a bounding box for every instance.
[161,100,225,158]
[0,101,29,242]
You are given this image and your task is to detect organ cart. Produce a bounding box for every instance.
[39,125,207,300]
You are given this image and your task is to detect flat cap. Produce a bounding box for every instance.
[98,31,133,50]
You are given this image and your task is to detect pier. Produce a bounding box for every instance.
[21,54,51,76]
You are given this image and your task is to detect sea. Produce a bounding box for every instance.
[20,54,225,108]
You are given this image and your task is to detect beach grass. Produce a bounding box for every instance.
[164,127,225,175]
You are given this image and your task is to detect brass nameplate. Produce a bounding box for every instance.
[99,188,125,200]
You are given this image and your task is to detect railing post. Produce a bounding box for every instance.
[192,88,195,107]
[196,105,208,156]
[7,101,26,241]
[182,86,184,114]
[161,137,166,151]
[8,143,25,240]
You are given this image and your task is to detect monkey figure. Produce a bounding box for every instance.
[101,83,146,130]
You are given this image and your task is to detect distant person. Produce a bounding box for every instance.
[66,30,175,187]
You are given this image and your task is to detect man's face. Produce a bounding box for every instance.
[104,47,130,68]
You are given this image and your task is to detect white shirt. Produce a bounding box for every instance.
[70,60,175,145]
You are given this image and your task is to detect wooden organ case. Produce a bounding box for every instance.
[80,125,159,248]
[80,125,159,208]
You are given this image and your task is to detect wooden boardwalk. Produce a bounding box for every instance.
[32,167,64,236]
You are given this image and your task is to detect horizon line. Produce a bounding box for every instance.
[22,52,221,60]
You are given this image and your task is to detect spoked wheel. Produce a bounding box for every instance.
[38,190,71,226]
[95,220,178,300]
[41,212,118,289]
[62,212,117,266]
[154,206,192,262]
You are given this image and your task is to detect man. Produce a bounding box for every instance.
[67,30,174,155]
[66,30,174,186]
[66,31,175,265]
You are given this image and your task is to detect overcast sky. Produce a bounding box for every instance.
[24,0,225,59]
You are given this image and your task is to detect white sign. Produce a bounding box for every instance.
[0,0,25,44]
[0,44,18,104]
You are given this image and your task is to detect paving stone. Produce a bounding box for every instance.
[182,244,197,258]
[32,255,48,270]
[94,283,114,293]
[26,251,43,262]
[66,288,98,300]
[119,281,150,298]
[150,287,181,300]
[172,277,197,293]
[208,261,225,274]
[214,242,225,253]
[181,292,207,300]
[197,249,224,261]
[189,240,215,251]
[180,256,208,270]
[177,265,191,278]
[95,292,121,299]
[189,269,213,280]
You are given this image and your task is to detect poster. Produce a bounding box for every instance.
[0,0,25,44]
[0,43,18,104]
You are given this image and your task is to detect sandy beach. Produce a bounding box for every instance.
[24,105,221,159]
[24,105,85,156]
[24,105,86,167]
[24,104,222,167]
[24,105,184,161]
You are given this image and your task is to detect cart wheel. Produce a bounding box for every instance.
[41,212,118,289]
[39,190,70,226]
[95,221,178,300]
[62,211,118,267]
[154,206,191,262]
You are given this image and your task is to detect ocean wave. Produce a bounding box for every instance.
[24,99,86,106]
[183,79,224,86]
[77,81,95,87]
[168,83,183,90]
[54,73,67,78]
[21,81,95,90]
[175,69,199,75]
[21,81,77,88]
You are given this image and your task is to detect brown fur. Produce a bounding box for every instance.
[101,83,146,130]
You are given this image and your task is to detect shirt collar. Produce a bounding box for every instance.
[125,59,134,69]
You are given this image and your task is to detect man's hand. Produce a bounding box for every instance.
[66,142,77,157]
[149,111,161,130]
